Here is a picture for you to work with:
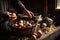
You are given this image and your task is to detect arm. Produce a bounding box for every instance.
[10,0,34,18]
[10,0,26,13]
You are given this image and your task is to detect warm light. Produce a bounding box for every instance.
[56,6,60,9]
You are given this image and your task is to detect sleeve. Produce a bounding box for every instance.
[10,0,26,13]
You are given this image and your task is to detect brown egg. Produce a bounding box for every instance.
[37,30,42,38]
[32,33,37,40]
[32,32,41,39]
[19,23,24,27]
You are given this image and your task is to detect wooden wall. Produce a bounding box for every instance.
[21,0,60,26]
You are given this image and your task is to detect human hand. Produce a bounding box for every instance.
[23,9,34,18]
[6,12,17,20]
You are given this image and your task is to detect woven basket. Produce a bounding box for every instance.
[8,17,36,36]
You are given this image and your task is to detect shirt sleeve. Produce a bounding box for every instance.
[9,0,26,13]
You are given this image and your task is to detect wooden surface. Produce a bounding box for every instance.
[37,26,60,40]
[0,26,60,40]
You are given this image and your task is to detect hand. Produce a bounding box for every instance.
[6,12,17,20]
[23,9,34,18]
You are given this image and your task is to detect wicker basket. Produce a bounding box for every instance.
[9,25,35,36]
[8,17,36,36]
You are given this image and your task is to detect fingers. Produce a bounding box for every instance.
[6,12,12,17]
[23,10,34,18]
[6,12,17,20]
[29,11,34,17]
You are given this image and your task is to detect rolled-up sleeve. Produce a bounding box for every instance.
[9,0,26,13]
